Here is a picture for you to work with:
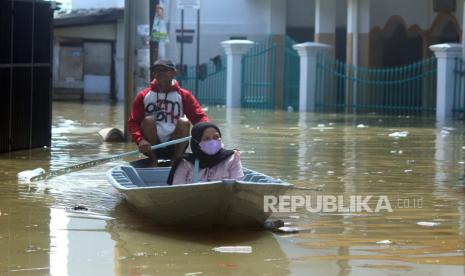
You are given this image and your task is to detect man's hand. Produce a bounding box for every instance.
[138,139,152,154]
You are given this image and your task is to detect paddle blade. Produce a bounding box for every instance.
[17,168,46,183]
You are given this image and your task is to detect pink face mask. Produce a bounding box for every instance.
[199,139,224,155]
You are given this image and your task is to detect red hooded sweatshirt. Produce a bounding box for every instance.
[128,80,209,144]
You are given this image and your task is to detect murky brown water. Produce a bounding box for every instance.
[1,102,465,275]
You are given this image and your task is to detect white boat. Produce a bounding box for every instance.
[107,164,293,228]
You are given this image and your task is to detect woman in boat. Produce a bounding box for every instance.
[167,122,244,185]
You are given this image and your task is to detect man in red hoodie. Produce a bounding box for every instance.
[128,59,209,166]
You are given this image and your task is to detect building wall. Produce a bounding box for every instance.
[285,0,314,42]
[368,0,462,67]
[54,24,117,40]
[371,0,433,30]
[165,0,288,65]
[287,0,315,27]
[370,0,463,30]
[336,0,348,28]
[54,23,120,100]
[71,0,124,9]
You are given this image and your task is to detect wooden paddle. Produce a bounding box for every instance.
[18,136,191,182]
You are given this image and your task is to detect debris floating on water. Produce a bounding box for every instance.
[376,240,393,245]
[212,246,252,254]
[417,221,440,227]
[9,267,49,272]
[71,205,88,211]
[17,168,45,182]
[388,131,409,138]
[263,220,285,230]
[312,125,334,130]
[275,227,300,234]
[185,272,203,276]
[264,258,281,262]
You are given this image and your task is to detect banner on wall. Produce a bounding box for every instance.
[178,0,200,10]
[151,0,169,42]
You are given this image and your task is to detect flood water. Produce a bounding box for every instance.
[1,101,465,275]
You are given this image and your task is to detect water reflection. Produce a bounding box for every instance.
[108,200,290,275]
[297,112,311,181]
[0,102,465,274]
[49,208,69,276]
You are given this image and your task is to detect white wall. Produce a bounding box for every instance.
[71,0,123,9]
[287,0,315,27]
[164,0,287,65]
[269,0,287,34]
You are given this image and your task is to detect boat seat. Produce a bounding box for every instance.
[120,166,147,187]
[242,169,283,184]
[255,176,277,183]
[242,170,257,181]
[111,170,139,188]
[250,175,267,182]
[137,168,171,186]
[243,172,260,181]
[243,173,272,183]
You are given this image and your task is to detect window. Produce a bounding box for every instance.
[434,0,456,12]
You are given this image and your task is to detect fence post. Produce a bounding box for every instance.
[430,43,462,121]
[293,42,332,112]
[221,40,254,108]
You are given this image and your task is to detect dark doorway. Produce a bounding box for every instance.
[382,23,423,67]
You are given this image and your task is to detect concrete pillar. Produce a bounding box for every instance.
[346,0,370,110]
[123,0,150,141]
[346,0,370,67]
[293,42,333,112]
[430,43,462,121]
[115,19,124,101]
[462,0,465,61]
[315,0,336,48]
[268,0,286,34]
[221,40,254,108]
